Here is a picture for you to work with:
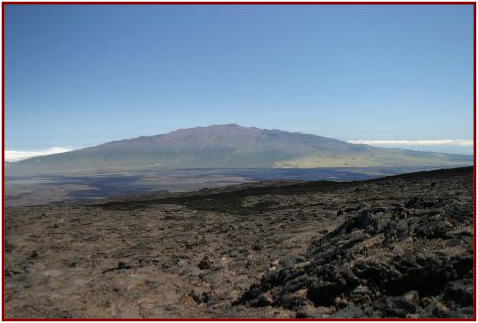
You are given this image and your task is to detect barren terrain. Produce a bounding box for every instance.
[4,167,474,318]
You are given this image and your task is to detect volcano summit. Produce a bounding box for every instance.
[6,125,472,176]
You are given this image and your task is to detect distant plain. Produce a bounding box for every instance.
[4,165,459,206]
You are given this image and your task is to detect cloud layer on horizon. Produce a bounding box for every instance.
[5,147,72,162]
[348,139,473,147]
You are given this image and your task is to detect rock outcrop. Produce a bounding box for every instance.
[5,167,474,318]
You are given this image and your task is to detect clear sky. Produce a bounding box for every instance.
[5,4,474,156]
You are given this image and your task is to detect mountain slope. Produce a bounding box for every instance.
[4,167,474,318]
[6,124,473,175]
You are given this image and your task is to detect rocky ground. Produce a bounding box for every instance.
[4,166,474,318]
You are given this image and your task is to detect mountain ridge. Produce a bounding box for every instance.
[6,124,473,175]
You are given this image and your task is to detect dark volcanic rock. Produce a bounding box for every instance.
[379,291,419,318]
[238,167,473,319]
[330,305,363,318]
[405,196,442,209]
[4,167,474,319]
[443,279,474,306]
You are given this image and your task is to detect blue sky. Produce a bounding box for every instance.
[5,4,474,157]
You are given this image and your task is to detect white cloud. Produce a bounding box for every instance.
[5,147,73,162]
[348,139,473,147]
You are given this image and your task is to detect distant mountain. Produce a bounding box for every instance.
[6,124,473,175]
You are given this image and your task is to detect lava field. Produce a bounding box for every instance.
[4,167,474,318]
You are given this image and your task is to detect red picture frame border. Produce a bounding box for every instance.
[1,1,476,321]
